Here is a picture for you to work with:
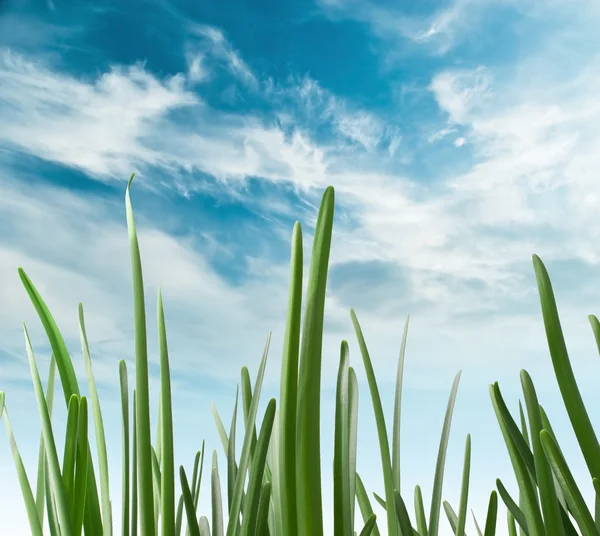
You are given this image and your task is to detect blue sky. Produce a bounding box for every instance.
[2,0,600,534]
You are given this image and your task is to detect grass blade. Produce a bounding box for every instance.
[484,491,498,536]
[79,303,112,535]
[456,434,471,536]
[428,371,462,536]
[255,481,272,536]
[62,394,80,513]
[180,466,200,536]
[241,399,276,536]
[358,514,378,536]
[414,485,427,536]
[73,396,89,536]
[158,290,176,536]
[540,430,599,535]
[126,174,156,536]
[211,451,224,536]
[356,474,381,536]
[393,490,415,536]
[120,361,131,536]
[1,394,44,536]
[533,255,600,481]
[24,324,73,536]
[131,390,138,536]
[296,186,335,536]
[279,220,303,536]
[393,315,409,494]
[199,516,211,536]
[496,479,529,536]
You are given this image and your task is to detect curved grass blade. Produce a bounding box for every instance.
[18,267,102,531]
[211,451,224,536]
[73,396,89,536]
[45,459,61,536]
[540,430,599,535]
[120,360,130,536]
[296,186,335,536]
[490,383,544,536]
[36,354,57,527]
[351,310,397,536]
[199,516,211,536]
[279,220,303,536]
[533,255,600,480]
[443,501,458,534]
[393,490,415,536]
[472,512,483,536]
[1,394,44,536]
[393,315,409,494]
[79,303,113,535]
[158,290,176,536]
[255,481,272,536]
[126,174,156,536]
[356,473,381,536]
[225,333,271,536]
[428,371,462,536]
[496,479,529,536]
[212,403,229,454]
[241,399,276,536]
[24,324,73,536]
[194,442,206,513]
[180,466,200,536]
[241,368,258,466]
[227,389,240,513]
[358,514,377,536]
[520,370,564,536]
[348,366,359,533]
[456,434,471,536]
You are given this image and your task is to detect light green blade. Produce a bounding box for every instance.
[119,360,131,536]
[392,315,409,495]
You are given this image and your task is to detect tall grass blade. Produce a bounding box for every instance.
[533,255,600,480]
[73,396,89,536]
[255,481,272,536]
[484,491,498,536]
[62,394,80,512]
[393,490,415,536]
[428,371,461,536]
[456,434,471,536]
[158,290,176,536]
[211,451,224,536]
[132,390,138,536]
[279,221,303,536]
[79,303,113,535]
[180,466,200,536]
[126,174,156,536]
[414,485,427,536]
[358,514,377,536]
[496,479,529,535]
[24,324,73,536]
[18,267,102,531]
[296,186,335,536]
[120,360,131,536]
[393,315,409,495]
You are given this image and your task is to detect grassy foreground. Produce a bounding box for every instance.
[2,178,600,536]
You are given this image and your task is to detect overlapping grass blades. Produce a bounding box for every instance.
[7,178,600,536]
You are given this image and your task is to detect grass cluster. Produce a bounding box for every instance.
[3,178,600,536]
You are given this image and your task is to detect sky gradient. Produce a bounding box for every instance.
[2,0,600,534]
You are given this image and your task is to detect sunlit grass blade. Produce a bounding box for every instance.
[394,490,415,536]
[255,481,272,536]
[212,403,229,454]
[393,315,409,495]
[157,289,176,536]
[414,485,427,536]
[24,324,73,536]
[358,514,377,536]
[120,360,130,536]
[496,479,529,535]
[36,354,57,527]
[348,366,359,533]
[45,458,61,536]
[199,516,211,536]
[520,370,564,536]
[472,511,484,536]
[180,466,200,536]
[484,491,498,536]
[79,303,112,535]
[211,451,224,536]
[351,310,397,536]
[227,388,240,514]
[126,174,156,536]
[62,394,80,512]
[0,393,44,536]
[151,446,162,516]
[241,399,276,536]
[132,390,138,536]
[428,371,461,536]
[533,255,600,480]
[456,434,471,536]
[19,267,102,531]
[73,396,89,536]
[241,367,259,466]
[490,383,544,536]
[225,333,271,536]
[443,501,458,533]
[540,430,599,535]
[334,340,352,536]
[356,474,381,536]
[279,220,302,536]
[296,186,335,536]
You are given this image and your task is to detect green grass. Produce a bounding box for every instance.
[2,179,600,535]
